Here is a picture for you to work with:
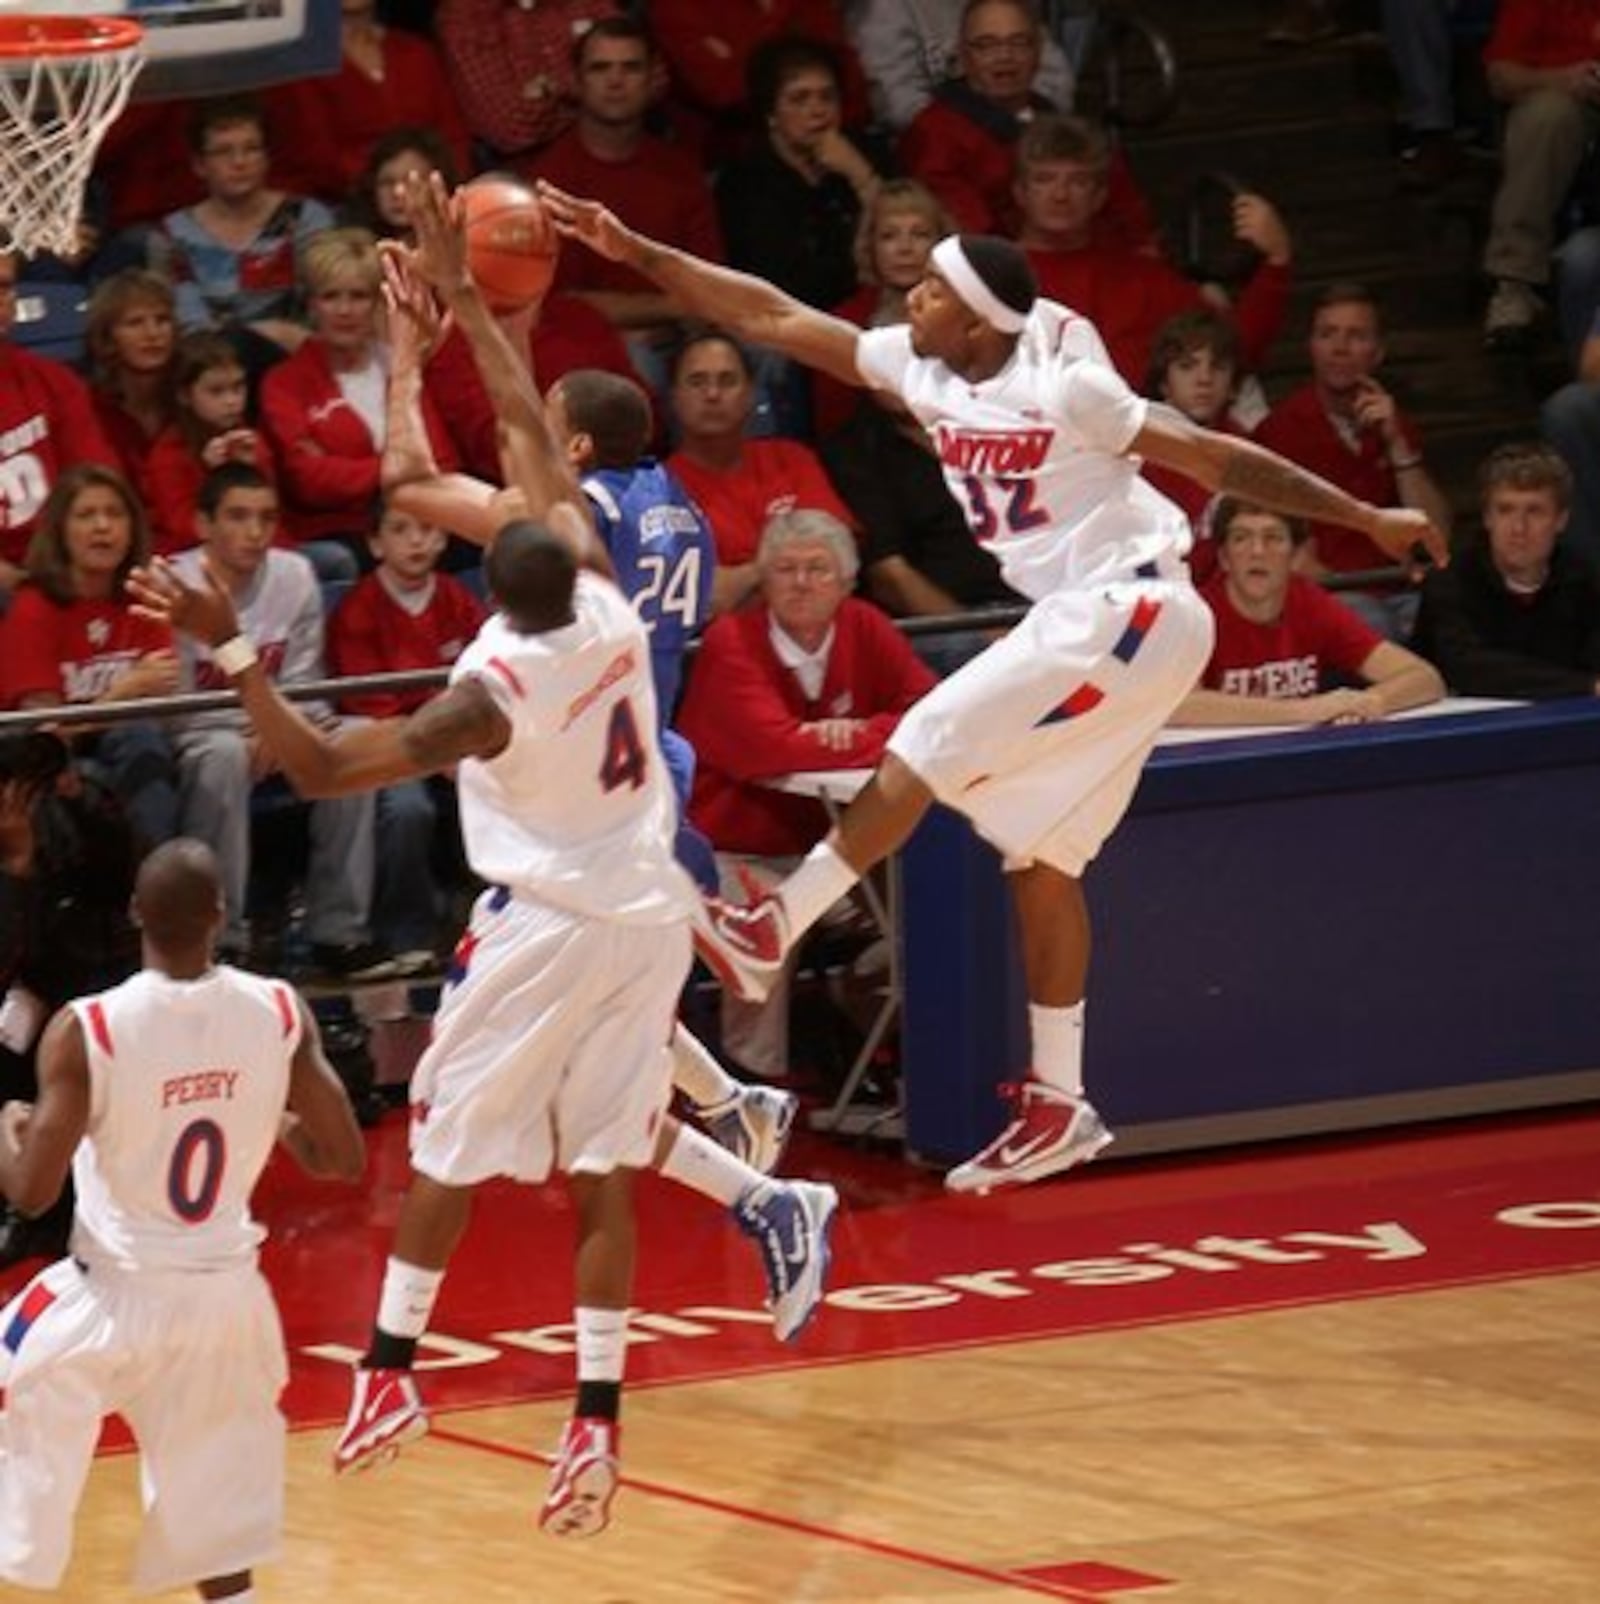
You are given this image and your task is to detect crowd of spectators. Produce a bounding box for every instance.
[3,0,1599,1085]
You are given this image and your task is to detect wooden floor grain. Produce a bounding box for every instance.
[53,1269,1600,1602]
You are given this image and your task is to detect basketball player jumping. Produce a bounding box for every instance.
[537,179,1448,1196]
[128,176,837,1539]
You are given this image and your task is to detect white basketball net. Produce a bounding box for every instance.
[0,26,144,259]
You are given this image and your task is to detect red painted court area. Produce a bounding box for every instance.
[217,1103,1600,1430]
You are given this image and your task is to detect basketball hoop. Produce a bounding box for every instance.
[0,13,144,260]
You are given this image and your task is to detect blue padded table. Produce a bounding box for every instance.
[899,699,1600,1164]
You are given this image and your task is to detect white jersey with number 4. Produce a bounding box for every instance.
[68,966,303,1276]
[857,303,1192,599]
[452,571,694,924]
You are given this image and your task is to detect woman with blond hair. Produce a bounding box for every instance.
[260,227,459,579]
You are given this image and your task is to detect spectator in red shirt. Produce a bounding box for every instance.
[0,251,118,601]
[145,332,277,556]
[435,0,621,163]
[1254,283,1453,639]
[1014,115,1293,387]
[84,270,179,500]
[899,0,1156,247]
[327,502,485,962]
[1172,498,1444,728]
[665,331,857,614]
[531,17,725,403]
[676,508,935,1080]
[1140,309,1264,584]
[3,463,180,847]
[1480,0,1600,345]
[259,227,458,580]
[265,0,471,205]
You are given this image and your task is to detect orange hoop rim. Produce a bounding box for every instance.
[0,15,143,58]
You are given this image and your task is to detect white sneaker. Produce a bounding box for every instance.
[704,1084,799,1175]
[944,1082,1113,1195]
[734,1178,838,1341]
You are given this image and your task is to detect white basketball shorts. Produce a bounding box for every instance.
[411,889,691,1187]
[0,1255,287,1592]
[889,579,1213,875]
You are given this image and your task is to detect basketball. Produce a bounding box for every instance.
[461,176,560,312]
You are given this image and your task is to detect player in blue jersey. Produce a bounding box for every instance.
[541,368,799,1168]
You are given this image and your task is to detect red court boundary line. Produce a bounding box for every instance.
[426,1424,1105,1601]
[287,1255,1600,1433]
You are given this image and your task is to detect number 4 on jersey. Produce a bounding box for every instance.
[599,697,647,792]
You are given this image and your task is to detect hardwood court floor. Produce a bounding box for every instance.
[24,1107,1600,1602]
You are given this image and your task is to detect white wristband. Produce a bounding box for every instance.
[212,634,259,677]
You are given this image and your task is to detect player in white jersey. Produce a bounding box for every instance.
[0,838,365,1600]
[538,183,1449,1195]
[128,175,838,1539]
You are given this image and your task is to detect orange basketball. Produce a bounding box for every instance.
[460,175,560,312]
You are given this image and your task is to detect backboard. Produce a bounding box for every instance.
[0,0,339,98]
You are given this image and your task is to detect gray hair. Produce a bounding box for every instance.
[757,507,860,585]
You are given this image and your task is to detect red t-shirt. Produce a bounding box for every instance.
[2,585,172,707]
[327,571,486,717]
[667,439,856,569]
[1201,571,1382,697]
[1485,1,1600,68]
[531,131,724,298]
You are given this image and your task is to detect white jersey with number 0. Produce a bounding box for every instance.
[452,571,693,923]
[68,966,303,1276]
[857,302,1192,599]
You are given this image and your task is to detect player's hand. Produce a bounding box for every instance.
[535,181,639,265]
[127,554,243,647]
[380,242,449,368]
[402,171,471,299]
[1368,506,1447,569]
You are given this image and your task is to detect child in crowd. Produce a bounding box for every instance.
[327,501,485,964]
[144,332,276,555]
[1141,309,1265,584]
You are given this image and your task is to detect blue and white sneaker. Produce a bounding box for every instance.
[734,1178,839,1342]
[703,1085,799,1176]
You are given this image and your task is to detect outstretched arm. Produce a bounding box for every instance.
[0,1008,88,1217]
[538,181,867,390]
[402,174,609,575]
[127,556,512,797]
[1132,405,1450,568]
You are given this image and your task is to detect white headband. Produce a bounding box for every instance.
[930,236,1028,334]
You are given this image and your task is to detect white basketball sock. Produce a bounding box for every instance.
[657,1120,753,1207]
[669,1023,740,1112]
[1029,1002,1085,1097]
[777,841,857,944]
[575,1306,629,1384]
[376,1260,446,1340]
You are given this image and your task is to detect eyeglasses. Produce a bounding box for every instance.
[202,140,266,160]
[964,32,1035,56]
[676,372,744,394]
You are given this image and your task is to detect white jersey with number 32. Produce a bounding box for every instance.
[857,302,1192,599]
[452,572,693,924]
[68,966,303,1275]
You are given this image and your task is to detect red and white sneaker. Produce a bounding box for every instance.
[690,888,787,1003]
[944,1081,1113,1195]
[539,1416,620,1538]
[332,1366,429,1474]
